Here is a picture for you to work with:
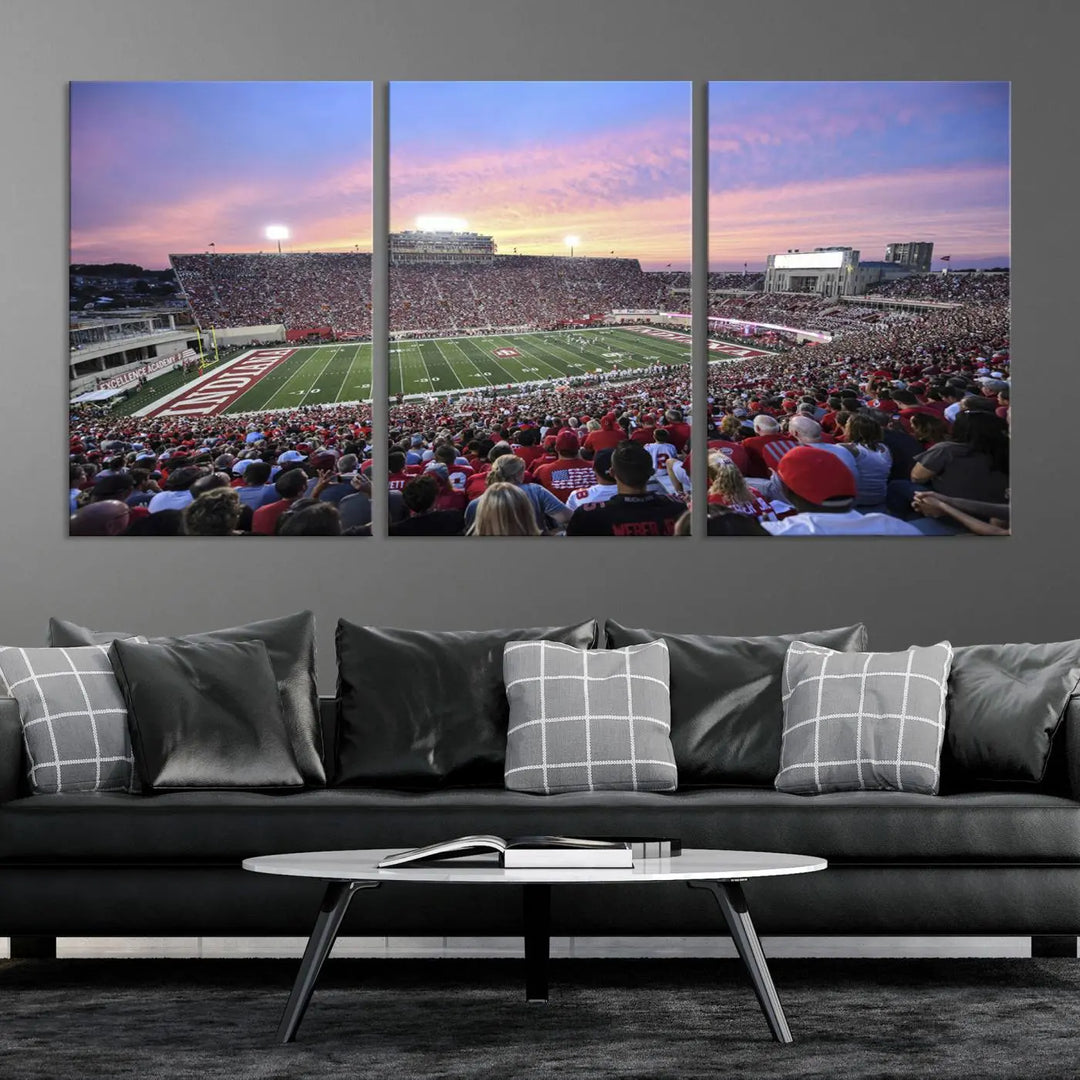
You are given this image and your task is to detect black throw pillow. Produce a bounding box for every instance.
[49,612,324,785]
[943,641,1080,787]
[604,621,868,786]
[109,637,304,791]
[335,620,599,789]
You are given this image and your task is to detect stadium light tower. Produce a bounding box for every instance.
[265,224,290,254]
[564,235,580,258]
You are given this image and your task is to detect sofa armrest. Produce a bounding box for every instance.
[0,697,23,804]
[1066,693,1080,801]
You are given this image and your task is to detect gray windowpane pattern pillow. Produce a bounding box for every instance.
[503,640,677,795]
[0,645,137,794]
[776,641,953,796]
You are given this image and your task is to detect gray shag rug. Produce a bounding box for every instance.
[1,957,1079,1079]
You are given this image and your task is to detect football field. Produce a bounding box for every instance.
[128,326,774,418]
[389,326,691,399]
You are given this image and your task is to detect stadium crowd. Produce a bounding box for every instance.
[171,252,694,338]
[871,271,1010,303]
[388,256,684,333]
[71,262,1010,537]
[171,253,375,339]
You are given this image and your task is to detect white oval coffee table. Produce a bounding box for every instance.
[244,847,826,1045]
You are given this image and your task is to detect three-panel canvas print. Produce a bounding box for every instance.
[68,81,1009,538]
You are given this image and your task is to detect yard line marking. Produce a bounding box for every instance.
[333,343,365,402]
[414,340,462,391]
[456,336,519,383]
[296,345,344,408]
[249,346,327,411]
[416,340,445,393]
[440,338,490,389]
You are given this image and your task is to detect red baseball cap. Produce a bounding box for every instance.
[555,431,580,453]
[776,447,856,507]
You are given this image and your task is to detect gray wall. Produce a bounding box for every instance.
[1,0,1076,690]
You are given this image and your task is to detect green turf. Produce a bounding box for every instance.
[226,341,374,414]
[221,328,690,415]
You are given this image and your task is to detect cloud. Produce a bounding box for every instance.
[709,163,1010,265]
[391,118,691,264]
[71,158,373,267]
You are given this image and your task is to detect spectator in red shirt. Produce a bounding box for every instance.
[630,412,657,445]
[532,432,596,503]
[892,389,943,433]
[819,396,845,434]
[662,408,691,452]
[706,431,751,475]
[872,388,900,414]
[252,468,312,535]
[741,415,797,478]
[584,413,624,453]
[425,463,468,512]
[465,442,512,500]
[387,451,410,491]
[512,427,545,468]
[432,442,474,492]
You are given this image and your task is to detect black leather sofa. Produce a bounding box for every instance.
[3,694,1079,959]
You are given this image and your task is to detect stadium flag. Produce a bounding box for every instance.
[940,255,952,262]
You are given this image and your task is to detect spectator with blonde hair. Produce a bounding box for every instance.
[468,482,542,537]
[707,454,779,523]
[463,452,571,533]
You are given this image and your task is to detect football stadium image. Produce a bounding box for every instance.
[68,79,1010,539]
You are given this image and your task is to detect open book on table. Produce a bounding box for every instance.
[377,835,638,869]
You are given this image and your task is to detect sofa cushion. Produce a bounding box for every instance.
[335,620,599,789]
[945,641,1080,786]
[109,638,304,792]
[47,620,139,648]
[2,787,1078,863]
[48,613,324,786]
[776,640,953,796]
[0,645,137,794]
[503,639,677,794]
[604,621,868,786]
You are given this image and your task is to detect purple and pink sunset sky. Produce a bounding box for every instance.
[70,80,1008,272]
[709,81,1009,271]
